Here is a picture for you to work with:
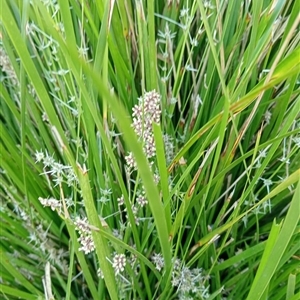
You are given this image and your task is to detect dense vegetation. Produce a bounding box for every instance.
[0,0,299,299]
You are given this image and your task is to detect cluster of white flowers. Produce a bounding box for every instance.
[97,267,104,279]
[125,90,161,169]
[152,252,165,272]
[163,134,175,164]
[151,253,210,298]
[118,187,151,227]
[0,46,19,86]
[1,181,69,276]
[35,150,78,188]
[119,91,172,228]
[38,197,62,211]
[74,217,95,255]
[172,265,209,299]
[112,253,127,275]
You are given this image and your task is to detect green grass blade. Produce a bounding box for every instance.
[246,180,300,300]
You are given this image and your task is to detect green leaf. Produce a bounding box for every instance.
[246,180,300,300]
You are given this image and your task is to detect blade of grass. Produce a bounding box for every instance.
[0,250,43,297]
[190,168,300,254]
[246,179,300,300]
[0,285,38,300]
[286,274,296,300]
[76,165,118,300]
[153,123,171,231]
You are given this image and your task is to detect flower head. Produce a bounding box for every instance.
[126,90,162,170]
[112,254,126,275]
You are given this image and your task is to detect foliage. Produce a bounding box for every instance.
[0,0,299,299]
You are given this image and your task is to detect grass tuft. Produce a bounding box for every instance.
[1,0,299,299]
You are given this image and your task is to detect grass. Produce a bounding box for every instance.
[0,0,299,299]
